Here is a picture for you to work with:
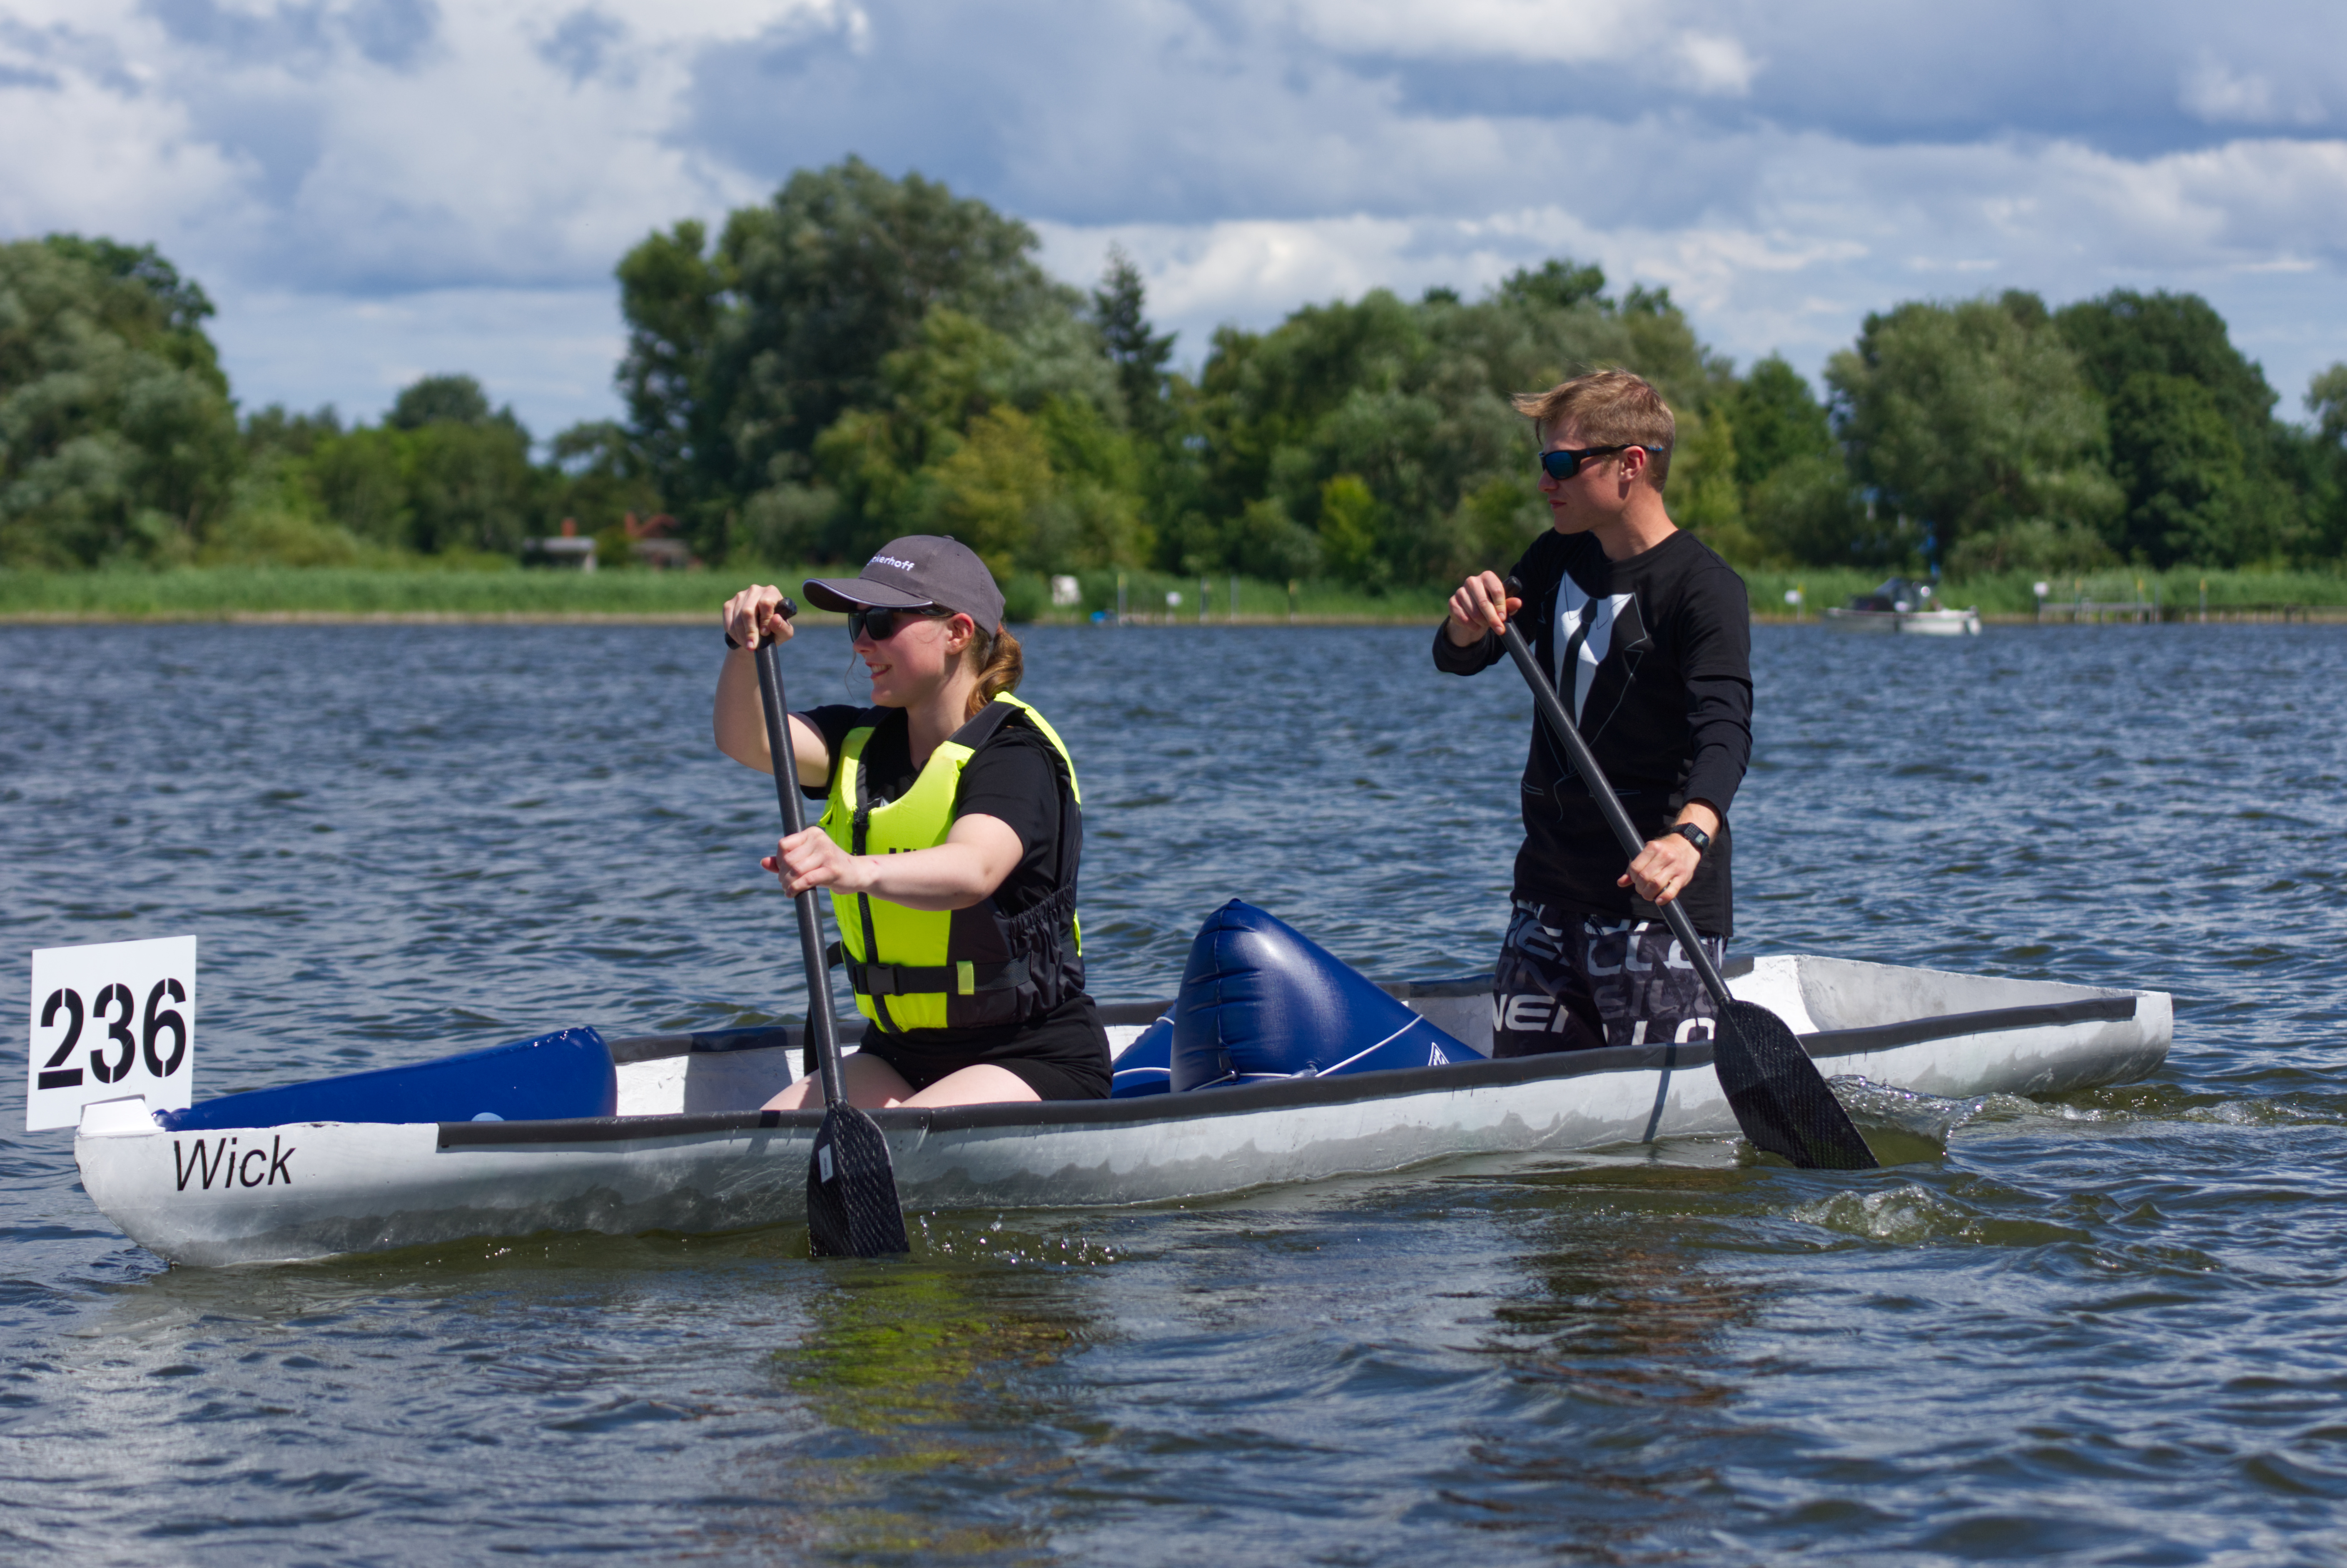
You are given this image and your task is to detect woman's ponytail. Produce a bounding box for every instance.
[962,623,1024,719]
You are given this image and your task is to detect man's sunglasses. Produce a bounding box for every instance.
[1539,444,1666,481]
[847,605,950,642]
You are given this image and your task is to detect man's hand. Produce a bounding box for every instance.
[723,584,795,651]
[1619,833,1701,905]
[1618,803,1721,906]
[1445,571,1521,647]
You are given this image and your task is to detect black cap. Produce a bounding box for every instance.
[803,535,1006,632]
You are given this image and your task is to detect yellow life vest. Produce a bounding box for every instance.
[817,695,1085,1033]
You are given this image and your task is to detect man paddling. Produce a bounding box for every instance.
[1436,369,1753,1057]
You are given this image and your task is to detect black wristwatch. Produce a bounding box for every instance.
[1669,822,1712,855]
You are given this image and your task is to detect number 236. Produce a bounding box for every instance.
[36,982,187,1090]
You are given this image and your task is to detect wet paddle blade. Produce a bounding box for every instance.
[805,1105,911,1258]
[1714,1000,1879,1171]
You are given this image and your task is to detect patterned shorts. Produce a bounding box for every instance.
[1490,900,1726,1058]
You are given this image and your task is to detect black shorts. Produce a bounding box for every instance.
[1490,901,1726,1058]
[843,993,1112,1101]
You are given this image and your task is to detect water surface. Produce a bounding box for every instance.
[3,620,2344,1563]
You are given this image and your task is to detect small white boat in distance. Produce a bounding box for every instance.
[1825,576,1981,636]
[74,952,2170,1267]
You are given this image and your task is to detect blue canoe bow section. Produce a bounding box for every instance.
[1112,900,1481,1099]
[155,1027,617,1132]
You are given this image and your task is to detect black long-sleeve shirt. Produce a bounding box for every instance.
[1434,527,1752,935]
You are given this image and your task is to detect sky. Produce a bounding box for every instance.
[7,0,2347,440]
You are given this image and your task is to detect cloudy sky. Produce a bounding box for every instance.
[7,0,2347,439]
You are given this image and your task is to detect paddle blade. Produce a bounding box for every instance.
[805,1105,910,1258]
[1713,1000,1879,1171]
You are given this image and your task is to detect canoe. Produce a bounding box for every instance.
[74,951,2170,1267]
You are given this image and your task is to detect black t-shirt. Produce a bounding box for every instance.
[1433,528,1752,935]
[798,704,1069,920]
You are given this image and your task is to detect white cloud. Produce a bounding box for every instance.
[7,0,2347,435]
[2180,58,2325,126]
[1042,125,2347,410]
[1276,0,1646,63]
[1676,33,1758,96]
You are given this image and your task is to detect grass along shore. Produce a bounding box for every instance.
[0,566,1449,624]
[2,563,2342,624]
[1742,567,2347,620]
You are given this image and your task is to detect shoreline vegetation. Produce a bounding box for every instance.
[4,564,2343,625]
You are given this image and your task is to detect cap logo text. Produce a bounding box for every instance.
[869,555,917,571]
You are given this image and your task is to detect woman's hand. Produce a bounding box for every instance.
[723,584,795,651]
[1445,571,1521,646]
[762,815,1023,910]
[764,827,869,897]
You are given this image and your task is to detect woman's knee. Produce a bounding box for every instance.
[759,1052,912,1112]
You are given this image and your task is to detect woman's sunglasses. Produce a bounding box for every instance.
[847,605,950,642]
[1539,443,1666,481]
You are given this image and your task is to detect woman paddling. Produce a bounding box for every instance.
[715,535,1110,1109]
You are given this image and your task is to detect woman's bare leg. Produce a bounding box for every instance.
[759,1052,915,1112]
[901,1064,1043,1108]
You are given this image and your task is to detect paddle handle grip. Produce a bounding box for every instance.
[1496,618,1735,1013]
[752,609,849,1111]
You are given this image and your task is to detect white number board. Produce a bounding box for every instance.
[26,936,196,1131]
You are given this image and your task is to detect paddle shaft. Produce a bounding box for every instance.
[1495,620,1737,1014]
[752,624,849,1110]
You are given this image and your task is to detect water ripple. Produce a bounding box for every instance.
[3,621,2346,1562]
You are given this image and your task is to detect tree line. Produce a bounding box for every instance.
[8,158,2347,580]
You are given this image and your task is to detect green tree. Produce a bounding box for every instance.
[2104,372,2258,566]
[1173,258,1740,583]
[1497,258,1607,311]
[390,374,495,430]
[805,305,1137,573]
[1729,355,1834,490]
[615,218,725,523]
[2056,290,2277,444]
[1316,474,1382,584]
[933,406,1056,574]
[1827,292,2118,566]
[1091,246,1175,434]
[405,420,542,555]
[616,159,1076,556]
[0,237,241,566]
[2056,289,2295,565]
[548,419,663,535]
[304,427,412,546]
[2304,364,2347,560]
[288,373,544,556]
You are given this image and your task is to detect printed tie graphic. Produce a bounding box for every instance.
[1554,582,1644,723]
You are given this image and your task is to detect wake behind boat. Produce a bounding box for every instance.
[75,906,2169,1266]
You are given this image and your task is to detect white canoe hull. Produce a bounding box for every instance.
[77,955,2170,1267]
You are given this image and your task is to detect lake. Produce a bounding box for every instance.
[3,619,2344,1564]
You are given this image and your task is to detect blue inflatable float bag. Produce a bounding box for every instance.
[1169,901,1480,1092]
[156,1027,617,1132]
[1109,1011,1174,1098]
